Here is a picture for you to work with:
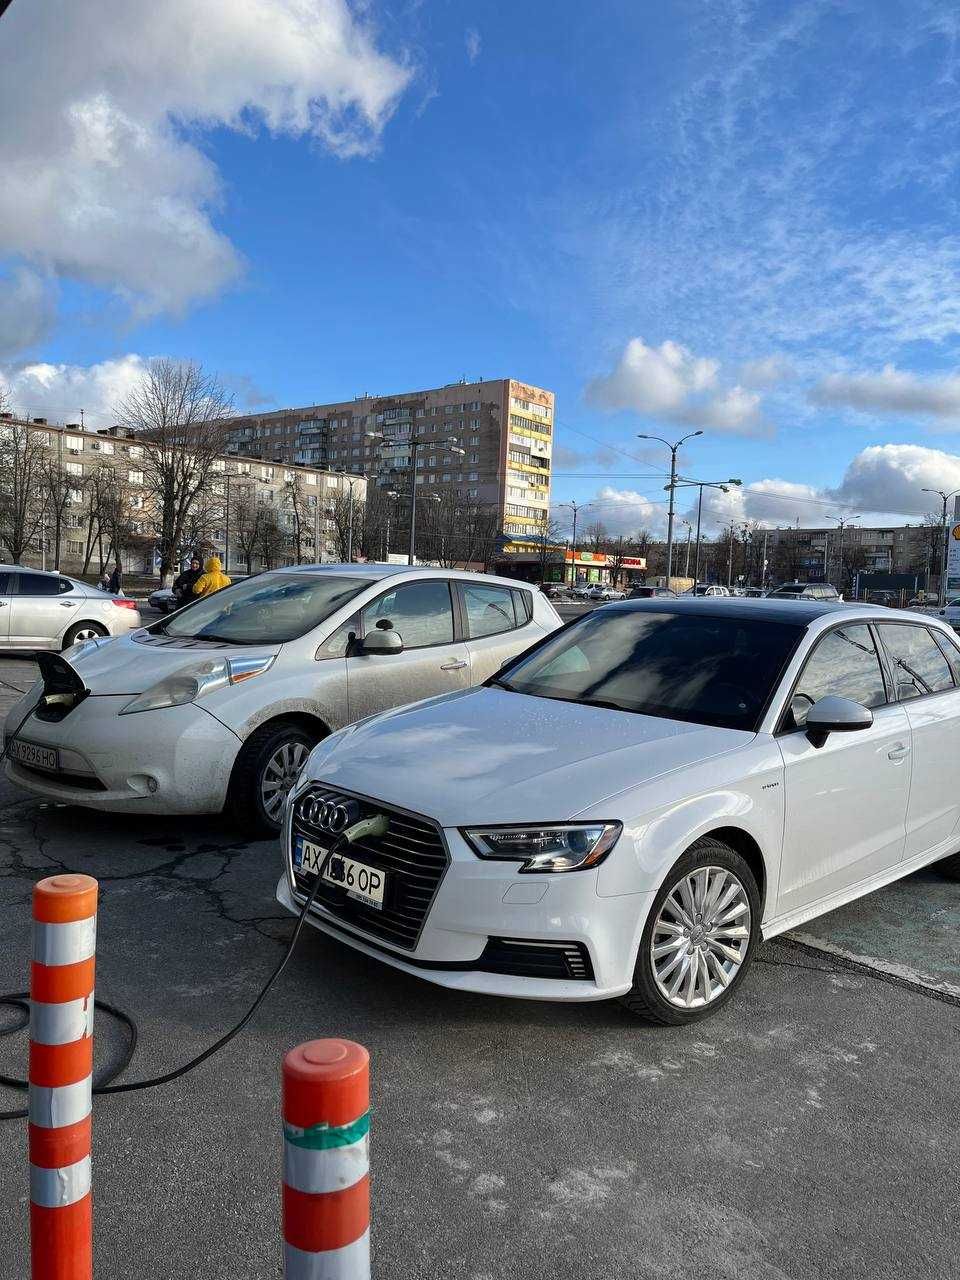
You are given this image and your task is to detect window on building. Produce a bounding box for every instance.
[128,469,143,484]
[65,461,83,477]
[66,540,84,557]
[64,435,84,451]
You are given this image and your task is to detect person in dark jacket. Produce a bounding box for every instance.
[107,561,123,594]
[173,556,203,604]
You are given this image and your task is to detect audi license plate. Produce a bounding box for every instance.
[294,837,386,910]
[8,739,59,772]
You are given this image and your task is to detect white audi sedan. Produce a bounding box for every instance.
[3,565,559,834]
[278,598,960,1024]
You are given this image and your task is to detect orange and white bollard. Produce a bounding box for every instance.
[28,874,98,1280]
[282,1039,370,1279]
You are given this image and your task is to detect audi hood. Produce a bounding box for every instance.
[300,686,754,827]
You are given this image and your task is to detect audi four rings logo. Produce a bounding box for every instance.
[299,794,361,833]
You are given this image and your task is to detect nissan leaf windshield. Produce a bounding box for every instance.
[156,573,368,645]
[496,608,803,731]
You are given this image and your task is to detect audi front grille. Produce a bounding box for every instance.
[290,786,449,951]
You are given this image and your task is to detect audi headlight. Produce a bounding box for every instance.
[119,655,275,715]
[462,822,622,873]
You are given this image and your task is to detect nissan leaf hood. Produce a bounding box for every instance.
[305,687,753,826]
[59,631,281,695]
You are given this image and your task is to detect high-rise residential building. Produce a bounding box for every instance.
[221,377,555,540]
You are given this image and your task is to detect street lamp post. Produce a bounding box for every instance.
[639,430,703,585]
[829,514,861,595]
[558,500,593,587]
[366,431,463,565]
[921,488,960,606]
[383,489,400,560]
[671,478,741,587]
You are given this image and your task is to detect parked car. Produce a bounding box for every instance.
[147,586,177,613]
[767,581,840,602]
[569,584,594,599]
[278,597,960,1024]
[690,584,730,597]
[740,587,766,598]
[586,585,625,601]
[938,598,960,629]
[0,566,141,650]
[3,565,561,833]
[627,585,677,600]
[544,584,570,601]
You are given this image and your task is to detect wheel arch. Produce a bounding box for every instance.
[237,709,333,747]
[696,825,767,915]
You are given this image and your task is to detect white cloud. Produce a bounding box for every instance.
[0,267,57,358]
[585,337,765,436]
[810,365,960,421]
[465,28,482,63]
[830,443,960,515]
[0,355,150,427]
[0,1,411,344]
[556,486,666,539]
[740,356,792,389]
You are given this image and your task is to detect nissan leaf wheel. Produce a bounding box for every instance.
[620,838,761,1025]
[228,722,319,837]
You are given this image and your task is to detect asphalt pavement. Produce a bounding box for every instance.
[1,652,959,1279]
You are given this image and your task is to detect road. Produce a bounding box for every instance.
[1,651,959,1279]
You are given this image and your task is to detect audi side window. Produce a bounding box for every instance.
[15,573,59,597]
[932,628,960,684]
[0,572,10,594]
[878,624,954,700]
[58,578,74,594]
[362,580,454,648]
[788,625,886,728]
[462,583,516,638]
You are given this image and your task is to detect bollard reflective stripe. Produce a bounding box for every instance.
[29,874,97,1280]
[284,1232,371,1280]
[282,1040,370,1280]
[30,1156,92,1209]
[33,918,97,967]
[30,994,95,1046]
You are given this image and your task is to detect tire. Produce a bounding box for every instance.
[226,721,321,837]
[936,852,960,880]
[63,621,108,648]
[619,838,761,1025]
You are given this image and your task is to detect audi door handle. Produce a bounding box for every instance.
[59,601,75,607]
[440,659,468,671]
[887,743,910,761]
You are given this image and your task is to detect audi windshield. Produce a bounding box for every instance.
[155,573,368,645]
[494,608,803,731]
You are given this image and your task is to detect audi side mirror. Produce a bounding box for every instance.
[804,695,873,748]
[361,629,404,655]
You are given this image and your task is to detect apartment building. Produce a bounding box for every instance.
[769,523,937,581]
[0,413,364,575]
[221,377,555,540]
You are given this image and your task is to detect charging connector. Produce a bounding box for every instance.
[341,813,389,844]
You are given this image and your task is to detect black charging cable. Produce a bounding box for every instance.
[0,818,387,1121]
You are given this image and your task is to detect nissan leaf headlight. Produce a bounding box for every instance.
[119,655,275,715]
[462,822,622,873]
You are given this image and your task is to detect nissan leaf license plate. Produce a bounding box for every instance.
[8,739,59,772]
[294,837,386,910]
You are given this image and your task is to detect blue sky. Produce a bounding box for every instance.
[4,0,960,539]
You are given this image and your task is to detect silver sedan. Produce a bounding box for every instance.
[0,566,141,650]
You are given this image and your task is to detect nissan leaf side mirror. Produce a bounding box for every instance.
[361,629,404,655]
[803,695,873,748]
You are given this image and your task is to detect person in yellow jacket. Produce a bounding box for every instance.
[192,555,232,597]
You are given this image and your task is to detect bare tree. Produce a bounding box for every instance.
[529,513,566,582]
[282,476,310,564]
[255,503,287,570]
[230,485,262,575]
[0,419,45,564]
[40,455,75,571]
[98,468,136,566]
[116,359,234,584]
[330,491,364,562]
[418,495,500,568]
